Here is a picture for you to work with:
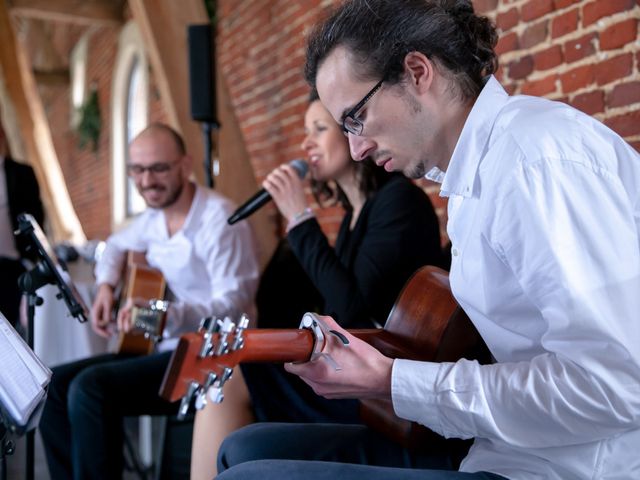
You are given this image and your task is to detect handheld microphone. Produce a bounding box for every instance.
[227,159,308,225]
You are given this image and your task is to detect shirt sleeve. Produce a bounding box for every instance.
[94,217,148,287]
[392,158,640,448]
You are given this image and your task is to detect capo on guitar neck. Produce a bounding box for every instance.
[299,313,348,371]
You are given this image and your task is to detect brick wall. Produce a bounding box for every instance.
[485,0,640,152]
[216,0,639,244]
[39,22,167,240]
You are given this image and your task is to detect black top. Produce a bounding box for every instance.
[3,157,45,260]
[287,172,444,328]
[243,173,447,425]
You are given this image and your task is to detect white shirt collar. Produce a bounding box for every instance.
[437,76,509,198]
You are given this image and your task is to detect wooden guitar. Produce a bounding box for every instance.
[116,251,168,355]
[159,266,490,445]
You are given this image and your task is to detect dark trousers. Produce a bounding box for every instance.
[0,257,25,328]
[217,423,507,480]
[39,351,178,480]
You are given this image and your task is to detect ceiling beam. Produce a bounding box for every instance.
[0,0,85,243]
[9,0,124,26]
[33,68,69,86]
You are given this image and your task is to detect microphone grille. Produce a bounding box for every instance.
[289,158,309,179]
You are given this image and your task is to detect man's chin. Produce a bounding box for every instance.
[142,195,167,209]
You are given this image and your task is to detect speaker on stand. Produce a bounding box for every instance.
[188,24,219,188]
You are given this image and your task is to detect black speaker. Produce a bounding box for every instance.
[188,24,217,123]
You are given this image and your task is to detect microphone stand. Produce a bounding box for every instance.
[1,421,15,480]
[17,262,51,480]
[202,120,220,189]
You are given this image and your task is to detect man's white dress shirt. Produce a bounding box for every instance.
[392,76,640,479]
[94,184,260,349]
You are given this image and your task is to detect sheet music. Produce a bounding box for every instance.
[0,311,51,428]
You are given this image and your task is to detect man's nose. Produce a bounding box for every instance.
[348,134,375,161]
[139,169,155,186]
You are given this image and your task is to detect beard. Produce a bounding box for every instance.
[405,160,428,180]
[142,181,183,209]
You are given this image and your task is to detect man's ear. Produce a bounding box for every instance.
[403,51,434,95]
[181,153,194,176]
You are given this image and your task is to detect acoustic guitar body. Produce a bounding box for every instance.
[116,252,166,355]
[159,266,490,447]
[356,266,491,448]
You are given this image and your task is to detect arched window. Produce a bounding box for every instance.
[70,31,91,129]
[111,21,148,228]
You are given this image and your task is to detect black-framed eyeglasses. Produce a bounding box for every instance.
[126,161,179,177]
[341,78,384,136]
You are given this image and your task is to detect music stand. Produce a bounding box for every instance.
[0,310,51,480]
[13,213,90,480]
[0,418,13,480]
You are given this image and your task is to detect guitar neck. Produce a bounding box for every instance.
[161,328,317,402]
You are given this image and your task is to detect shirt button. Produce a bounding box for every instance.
[452,247,459,257]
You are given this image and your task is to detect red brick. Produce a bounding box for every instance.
[560,64,595,93]
[571,90,605,115]
[496,31,520,55]
[607,81,640,108]
[521,74,558,96]
[564,33,597,63]
[551,8,579,39]
[583,0,636,27]
[553,0,581,8]
[509,55,535,80]
[496,7,519,31]
[534,45,564,70]
[604,110,640,137]
[595,53,633,86]
[522,0,554,21]
[600,19,638,51]
[503,82,518,95]
[473,0,499,14]
[521,20,549,49]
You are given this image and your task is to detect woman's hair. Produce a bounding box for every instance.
[305,0,498,101]
[306,89,392,211]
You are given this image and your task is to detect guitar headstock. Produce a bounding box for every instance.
[131,298,169,342]
[159,314,251,419]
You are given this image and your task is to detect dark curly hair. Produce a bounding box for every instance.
[306,89,392,211]
[305,0,498,101]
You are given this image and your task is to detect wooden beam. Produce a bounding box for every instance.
[9,0,124,26]
[0,0,85,243]
[129,0,278,268]
[33,68,69,86]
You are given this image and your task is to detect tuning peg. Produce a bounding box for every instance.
[220,366,233,384]
[177,381,200,420]
[199,316,224,358]
[207,386,224,404]
[207,367,233,404]
[198,317,214,332]
[193,371,219,410]
[231,314,250,351]
[214,318,236,356]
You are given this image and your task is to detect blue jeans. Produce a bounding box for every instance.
[217,423,506,480]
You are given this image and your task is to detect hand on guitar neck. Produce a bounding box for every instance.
[284,315,394,401]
